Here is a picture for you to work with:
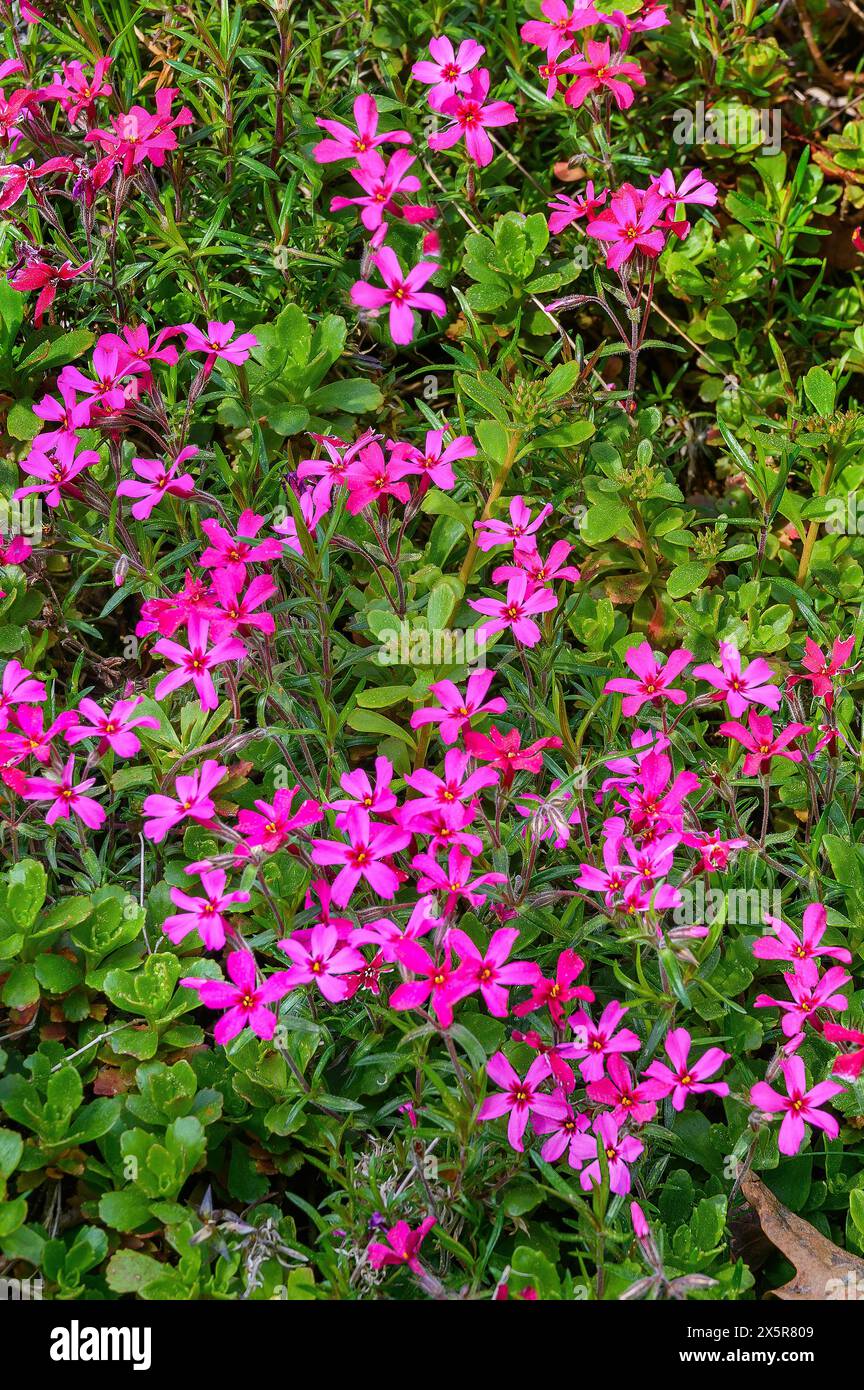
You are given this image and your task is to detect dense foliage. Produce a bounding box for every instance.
[0,0,863,1303]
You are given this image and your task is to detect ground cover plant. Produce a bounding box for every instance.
[0,0,864,1305]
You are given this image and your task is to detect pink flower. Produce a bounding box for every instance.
[520,0,600,55]
[0,659,46,730]
[390,940,473,1027]
[354,895,440,960]
[823,1023,864,1080]
[58,343,134,409]
[311,806,411,905]
[750,1056,843,1155]
[351,248,446,345]
[38,56,113,122]
[410,668,507,745]
[0,155,74,211]
[277,923,365,1002]
[368,1215,436,1273]
[343,439,411,512]
[719,711,811,776]
[235,785,322,856]
[24,755,105,829]
[448,926,540,1017]
[207,571,277,640]
[514,949,594,1026]
[754,960,850,1040]
[412,845,507,912]
[403,746,498,815]
[680,829,748,873]
[692,642,780,718]
[66,696,159,758]
[463,725,562,787]
[427,69,517,169]
[569,1000,640,1081]
[98,323,179,376]
[179,320,258,376]
[477,1051,567,1151]
[569,1113,643,1194]
[469,573,557,648]
[0,706,74,766]
[649,167,717,208]
[329,148,422,231]
[642,1027,730,1110]
[585,185,667,270]
[388,428,475,491]
[14,434,100,509]
[547,182,606,233]
[618,751,699,836]
[789,635,855,710]
[561,39,645,111]
[181,950,291,1045]
[117,448,196,520]
[493,539,581,587]
[86,89,193,174]
[141,759,226,842]
[534,1104,591,1165]
[474,496,553,551]
[412,36,486,108]
[604,642,692,715]
[199,509,282,581]
[153,615,247,712]
[164,869,250,950]
[753,902,852,968]
[313,93,411,165]
[586,1055,663,1124]
[8,256,92,326]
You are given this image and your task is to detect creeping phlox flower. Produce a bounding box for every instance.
[548,168,716,273]
[750,1057,844,1156]
[749,901,852,1064]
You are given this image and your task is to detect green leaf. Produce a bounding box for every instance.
[803,365,836,417]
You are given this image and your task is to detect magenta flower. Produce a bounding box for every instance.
[409,668,507,745]
[649,167,718,208]
[753,902,852,968]
[181,950,291,1045]
[569,1114,643,1194]
[179,320,258,376]
[469,573,558,648]
[343,439,411,512]
[513,949,594,1025]
[570,1000,640,1081]
[824,1023,864,1080]
[66,695,159,759]
[313,93,411,165]
[428,69,517,168]
[388,428,476,491]
[351,248,446,345]
[789,634,855,709]
[8,256,92,326]
[329,149,422,232]
[277,923,365,1002]
[0,155,74,211]
[153,615,247,712]
[585,185,668,271]
[493,539,581,587]
[390,940,473,1027]
[24,755,105,829]
[86,88,193,174]
[561,39,645,111]
[0,660,46,730]
[643,1028,730,1111]
[750,1057,843,1155]
[0,706,74,766]
[331,755,397,821]
[164,869,251,950]
[412,845,507,912]
[235,785,322,857]
[368,1215,436,1273]
[404,747,498,815]
[604,642,692,715]
[117,449,196,520]
[14,434,100,509]
[534,1103,591,1166]
[680,828,748,873]
[477,1051,567,1151]
[39,56,113,122]
[692,642,780,718]
[754,960,850,1041]
[412,36,485,108]
[58,343,133,408]
[719,711,811,776]
[586,1055,664,1125]
[474,495,553,551]
[207,571,277,640]
[547,181,606,233]
[448,926,541,1017]
[617,751,699,836]
[199,509,283,581]
[520,0,600,55]
[311,806,411,905]
[141,759,226,843]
